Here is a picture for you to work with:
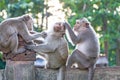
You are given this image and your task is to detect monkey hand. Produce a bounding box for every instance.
[25,44,34,51]
[40,31,47,38]
[63,21,71,29]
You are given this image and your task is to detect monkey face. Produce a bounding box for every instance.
[74,20,81,31]
[54,22,65,32]
[53,22,66,36]
[74,18,90,32]
[80,18,90,27]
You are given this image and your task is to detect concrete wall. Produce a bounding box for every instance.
[35,67,120,80]
[0,70,3,80]
[1,67,120,80]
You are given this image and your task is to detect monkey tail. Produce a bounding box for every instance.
[57,66,66,80]
[88,65,95,80]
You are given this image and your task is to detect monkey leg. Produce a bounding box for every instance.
[76,49,96,80]
[66,54,76,69]
[6,33,25,59]
[57,66,66,80]
[67,49,90,69]
[76,50,92,68]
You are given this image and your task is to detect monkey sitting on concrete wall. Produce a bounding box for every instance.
[64,18,100,80]
[26,21,69,80]
[0,14,45,59]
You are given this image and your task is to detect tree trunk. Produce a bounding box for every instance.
[102,15,109,58]
[116,39,120,66]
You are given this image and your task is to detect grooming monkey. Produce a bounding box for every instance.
[0,14,45,59]
[64,18,100,80]
[26,21,68,80]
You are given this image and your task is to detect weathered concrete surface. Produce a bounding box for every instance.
[1,66,120,80]
[4,60,35,80]
[0,70,3,80]
[35,66,120,80]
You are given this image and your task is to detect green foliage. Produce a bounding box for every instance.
[7,1,34,17]
[0,59,6,69]
[0,52,5,69]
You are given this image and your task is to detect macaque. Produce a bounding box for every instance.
[64,18,100,80]
[27,22,47,44]
[26,21,68,80]
[95,54,108,67]
[0,14,45,59]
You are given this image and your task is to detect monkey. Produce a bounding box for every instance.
[95,54,108,67]
[26,21,47,44]
[26,21,69,80]
[0,14,45,59]
[64,18,100,80]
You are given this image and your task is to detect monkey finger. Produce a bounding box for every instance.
[41,31,47,38]
[63,22,70,28]
[24,45,33,51]
[25,45,31,49]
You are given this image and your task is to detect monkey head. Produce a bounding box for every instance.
[21,14,34,31]
[47,22,66,37]
[74,17,90,32]
[54,22,65,32]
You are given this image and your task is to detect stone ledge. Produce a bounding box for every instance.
[1,67,120,80]
[35,66,120,80]
[0,70,3,80]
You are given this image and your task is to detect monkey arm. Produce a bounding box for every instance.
[26,43,56,53]
[30,31,46,44]
[31,31,47,38]
[18,24,46,43]
[33,39,44,44]
[64,22,80,45]
[40,31,47,38]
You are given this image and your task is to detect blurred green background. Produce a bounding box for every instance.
[0,0,120,69]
